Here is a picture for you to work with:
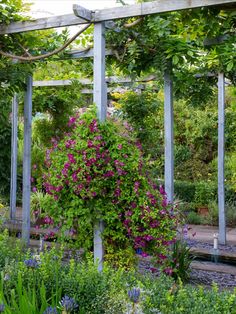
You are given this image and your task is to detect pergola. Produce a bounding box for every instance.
[1,0,235,271]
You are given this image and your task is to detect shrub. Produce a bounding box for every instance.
[186,211,202,225]
[41,106,178,265]
[174,181,196,204]
[194,181,217,206]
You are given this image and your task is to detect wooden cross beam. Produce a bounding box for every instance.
[73,4,93,21]
[0,0,235,34]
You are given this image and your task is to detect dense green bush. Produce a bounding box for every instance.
[174,181,196,204]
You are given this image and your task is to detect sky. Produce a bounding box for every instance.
[29,0,136,18]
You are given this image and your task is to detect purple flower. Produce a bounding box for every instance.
[0,303,5,313]
[62,168,68,177]
[43,306,58,314]
[163,267,173,276]
[89,119,98,132]
[72,172,78,182]
[159,185,166,195]
[125,210,133,217]
[104,171,114,178]
[60,296,78,312]
[65,139,76,148]
[24,258,39,268]
[94,135,102,140]
[128,288,140,304]
[159,254,167,260]
[68,116,76,127]
[55,186,63,192]
[149,220,159,228]
[162,198,168,207]
[87,140,93,148]
[32,186,37,192]
[68,154,76,164]
[117,144,123,150]
[114,188,121,197]
[123,219,131,227]
[77,184,83,190]
[134,181,140,193]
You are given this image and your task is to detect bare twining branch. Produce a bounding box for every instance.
[0,23,91,61]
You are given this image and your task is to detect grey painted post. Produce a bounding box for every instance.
[164,68,174,203]
[218,72,226,244]
[22,76,33,245]
[93,22,106,271]
[10,94,18,220]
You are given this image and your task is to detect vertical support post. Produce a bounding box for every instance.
[218,72,226,245]
[93,22,106,271]
[164,67,174,203]
[22,76,33,245]
[10,94,18,220]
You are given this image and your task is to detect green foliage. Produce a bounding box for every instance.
[117,90,164,160]
[106,6,235,103]
[167,239,193,282]
[186,211,202,225]
[0,229,23,269]
[174,181,196,204]
[0,92,11,201]
[194,181,217,206]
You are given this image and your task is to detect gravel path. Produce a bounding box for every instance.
[186,238,236,253]
[138,239,236,289]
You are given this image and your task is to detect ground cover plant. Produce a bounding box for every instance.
[0,231,236,313]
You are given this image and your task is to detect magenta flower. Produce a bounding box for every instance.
[32,186,37,192]
[159,185,166,196]
[68,116,76,127]
[65,139,76,148]
[134,181,140,194]
[125,210,133,216]
[67,154,76,164]
[94,135,102,140]
[117,144,123,150]
[114,188,121,197]
[72,172,78,182]
[162,198,168,207]
[149,220,159,228]
[163,267,173,276]
[159,254,167,260]
[87,140,93,148]
[104,171,115,178]
[89,119,98,132]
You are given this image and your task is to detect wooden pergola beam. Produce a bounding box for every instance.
[73,4,93,21]
[0,0,235,34]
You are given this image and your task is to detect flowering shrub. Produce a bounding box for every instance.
[42,106,178,264]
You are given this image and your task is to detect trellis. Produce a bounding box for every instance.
[1,0,236,271]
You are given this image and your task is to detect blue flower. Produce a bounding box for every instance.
[0,303,5,312]
[60,296,78,312]
[43,306,58,314]
[24,258,39,268]
[128,288,140,303]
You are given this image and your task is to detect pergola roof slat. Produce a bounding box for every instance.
[0,0,235,34]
